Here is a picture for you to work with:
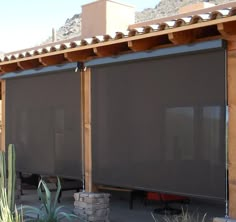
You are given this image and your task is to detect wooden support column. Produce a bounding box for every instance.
[83,67,94,192]
[1,80,6,151]
[228,40,236,218]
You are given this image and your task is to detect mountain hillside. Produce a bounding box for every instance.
[45,0,235,43]
[136,0,235,22]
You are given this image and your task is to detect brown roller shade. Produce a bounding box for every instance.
[6,70,82,179]
[91,49,226,200]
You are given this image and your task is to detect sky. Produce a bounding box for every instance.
[0,0,159,53]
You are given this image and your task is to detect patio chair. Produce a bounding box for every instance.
[146,192,190,215]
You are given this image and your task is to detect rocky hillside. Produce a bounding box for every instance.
[135,0,235,23]
[56,14,82,40]
[46,0,235,43]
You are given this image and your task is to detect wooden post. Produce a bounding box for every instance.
[83,67,93,192]
[1,80,5,151]
[80,69,85,191]
[228,41,236,218]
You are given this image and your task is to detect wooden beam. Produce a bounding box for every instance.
[228,40,236,51]
[0,68,4,75]
[94,43,129,57]
[2,17,236,73]
[39,54,66,66]
[194,25,220,39]
[65,49,95,62]
[80,68,85,192]
[1,80,5,151]
[1,17,236,72]
[0,63,20,73]
[228,49,236,218]
[168,30,195,44]
[83,67,93,192]
[17,59,42,70]
[218,21,236,40]
[128,36,169,52]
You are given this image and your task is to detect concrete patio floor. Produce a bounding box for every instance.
[16,188,226,222]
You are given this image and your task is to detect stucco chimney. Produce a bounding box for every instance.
[179,2,215,14]
[81,0,135,39]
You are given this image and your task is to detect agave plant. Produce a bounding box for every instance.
[0,188,23,222]
[22,177,78,222]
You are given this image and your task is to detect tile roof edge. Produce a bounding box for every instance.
[4,35,81,56]
[2,1,236,62]
[129,1,236,29]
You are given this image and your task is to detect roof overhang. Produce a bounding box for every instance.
[1,5,236,75]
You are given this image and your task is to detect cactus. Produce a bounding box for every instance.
[0,144,16,213]
[7,144,16,212]
[0,151,6,195]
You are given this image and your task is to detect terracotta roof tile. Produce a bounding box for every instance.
[0,3,236,69]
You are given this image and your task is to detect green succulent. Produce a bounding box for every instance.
[22,177,79,222]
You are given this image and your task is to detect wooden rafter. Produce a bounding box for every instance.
[39,54,66,66]
[194,25,220,39]
[65,49,96,62]
[94,42,129,57]
[168,30,195,45]
[218,21,236,40]
[128,35,170,52]
[17,59,42,70]
[1,17,236,73]
[0,63,21,73]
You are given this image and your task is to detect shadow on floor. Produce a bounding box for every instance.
[17,189,225,222]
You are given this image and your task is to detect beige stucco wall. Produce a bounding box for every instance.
[82,0,107,39]
[106,0,135,35]
[81,0,135,39]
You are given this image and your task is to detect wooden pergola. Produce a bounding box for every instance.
[1,3,236,217]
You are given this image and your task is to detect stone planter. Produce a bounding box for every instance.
[74,192,110,222]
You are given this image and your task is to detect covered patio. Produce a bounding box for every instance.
[1,1,236,221]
